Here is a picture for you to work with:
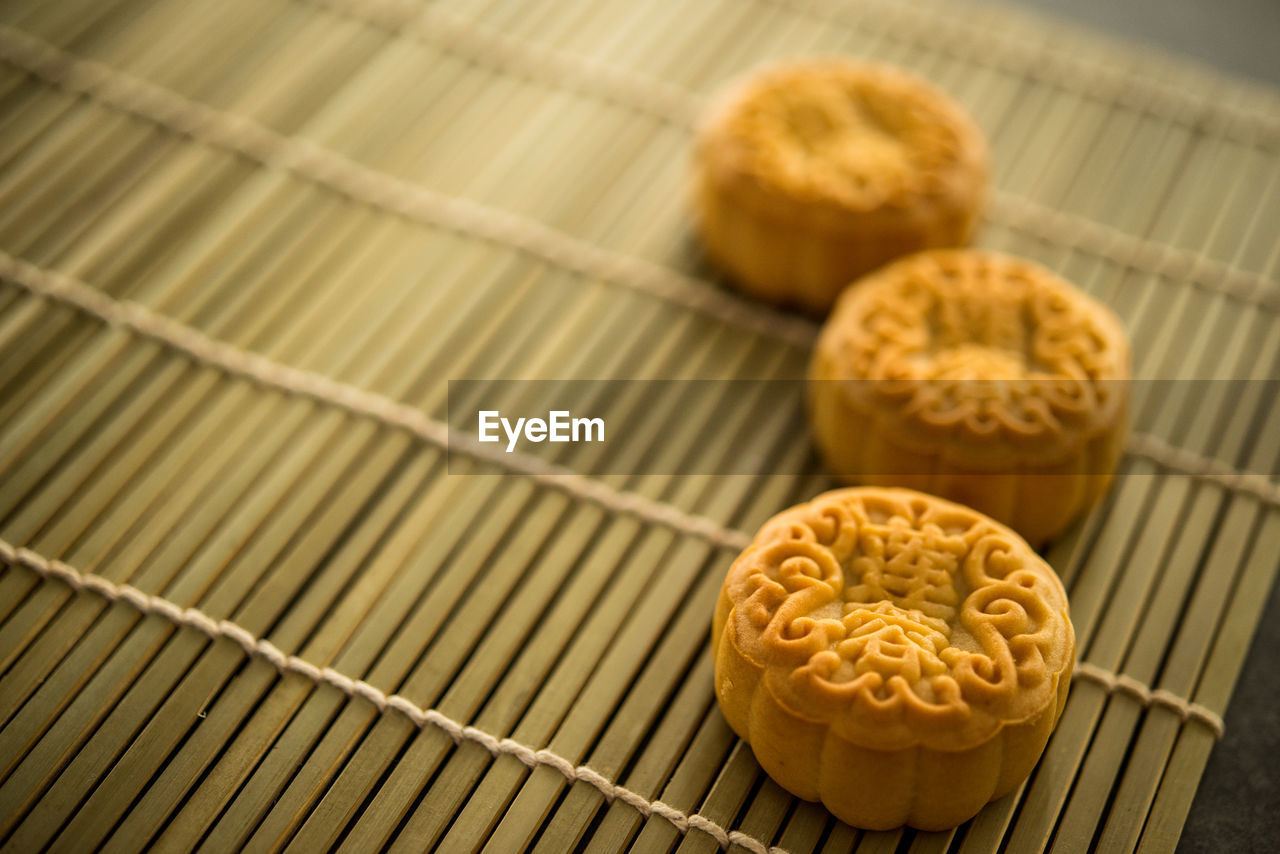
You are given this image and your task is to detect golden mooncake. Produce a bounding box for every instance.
[693,60,987,312]
[809,249,1130,545]
[712,487,1074,830]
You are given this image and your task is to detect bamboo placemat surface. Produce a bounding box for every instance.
[1,0,1278,851]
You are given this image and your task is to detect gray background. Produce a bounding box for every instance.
[1012,0,1280,86]
[1001,0,1279,849]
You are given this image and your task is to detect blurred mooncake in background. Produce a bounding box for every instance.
[712,487,1074,830]
[693,60,987,312]
[808,249,1130,545]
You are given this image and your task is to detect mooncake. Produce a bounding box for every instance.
[809,249,1130,544]
[693,60,987,312]
[712,487,1074,830]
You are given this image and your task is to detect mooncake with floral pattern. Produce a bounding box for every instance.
[809,249,1129,544]
[712,487,1074,830]
[693,61,987,311]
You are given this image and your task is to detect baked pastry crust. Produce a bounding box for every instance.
[712,487,1074,830]
[809,249,1130,544]
[693,60,987,312]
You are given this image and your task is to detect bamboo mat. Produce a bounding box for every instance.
[0,0,1278,851]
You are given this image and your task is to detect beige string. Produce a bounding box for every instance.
[0,24,815,351]
[771,0,1280,149]
[1,28,1276,504]
[5,241,1277,511]
[2,246,1278,531]
[1073,661,1225,739]
[984,195,1280,312]
[3,23,1276,378]
[0,538,786,854]
[309,0,1280,313]
[1126,433,1280,508]
[0,536,1228,839]
[305,0,701,126]
[0,251,751,554]
[316,0,1280,152]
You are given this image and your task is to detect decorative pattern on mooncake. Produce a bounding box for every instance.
[809,249,1130,544]
[712,488,1074,830]
[693,60,987,311]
